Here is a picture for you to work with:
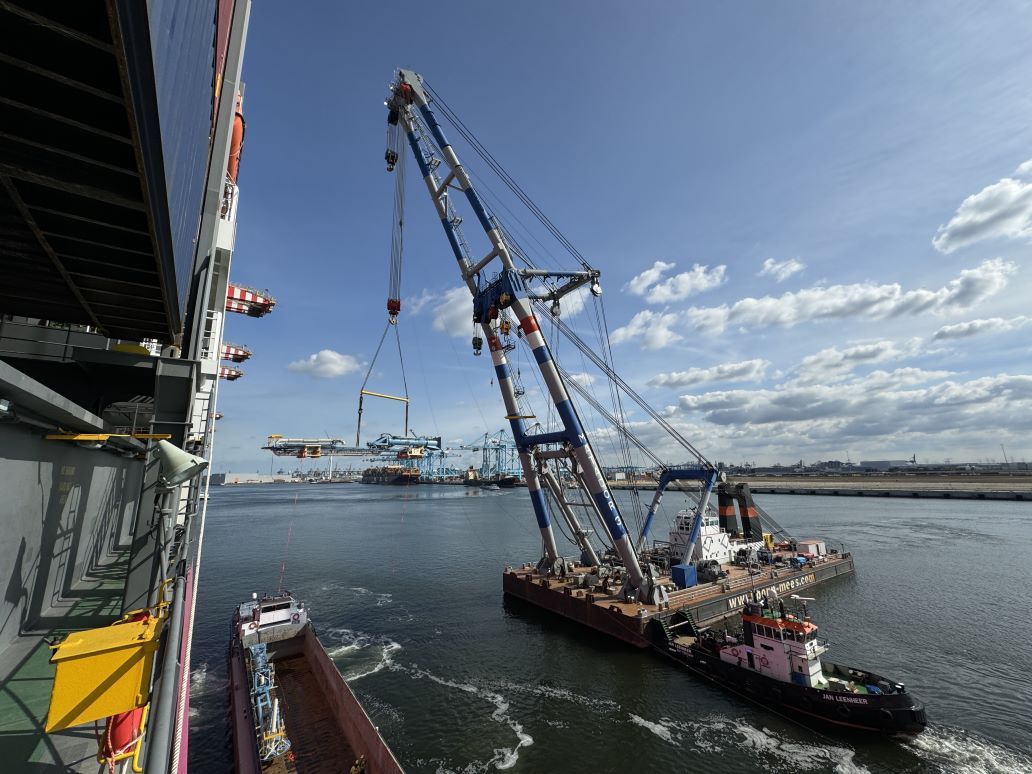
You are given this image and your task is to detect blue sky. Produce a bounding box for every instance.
[214,0,1032,473]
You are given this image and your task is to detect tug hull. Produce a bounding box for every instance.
[664,643,926,735]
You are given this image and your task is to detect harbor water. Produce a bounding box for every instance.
[188,484,1032,773]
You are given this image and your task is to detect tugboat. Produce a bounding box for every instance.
[229,592,404,772]
[658,594,927,735]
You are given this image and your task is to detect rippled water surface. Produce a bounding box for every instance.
[188,484,1032,773]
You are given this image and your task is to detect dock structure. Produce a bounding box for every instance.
[732,474,1032,501]
[503,552,855,649]
[607,474,1032,501]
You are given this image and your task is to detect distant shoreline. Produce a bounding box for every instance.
[213,472,1032,500]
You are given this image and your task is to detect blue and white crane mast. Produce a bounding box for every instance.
[386,69,665,602]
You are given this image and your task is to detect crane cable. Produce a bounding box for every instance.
[357,139,411,446]
[387,130,407,321]
[423,81,592,272]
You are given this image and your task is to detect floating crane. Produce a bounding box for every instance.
[383,70,730,602]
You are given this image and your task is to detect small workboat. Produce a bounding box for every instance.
[659,594,927,735]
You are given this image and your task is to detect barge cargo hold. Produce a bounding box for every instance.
[229,593,404,774]
[503,552,855,649]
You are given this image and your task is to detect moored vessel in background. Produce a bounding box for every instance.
[658,594,927,735]
[361,465,420,485]
[229,592,404,773]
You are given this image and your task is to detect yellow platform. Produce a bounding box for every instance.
[45,616,162,732]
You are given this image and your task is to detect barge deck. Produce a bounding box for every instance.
[503,552,855,649]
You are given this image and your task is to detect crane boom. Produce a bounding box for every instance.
[386,70,653,600]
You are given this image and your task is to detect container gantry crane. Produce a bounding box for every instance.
[385,70,673,603]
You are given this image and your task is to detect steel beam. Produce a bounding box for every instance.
[0,175,102,327]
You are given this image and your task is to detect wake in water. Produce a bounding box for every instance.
[316,583,415,622]
[494,678,621,713]
[324,627,403,680]
[187,661,228,722]
[627,713,869,773]
[396,663,533,772]
[905,725,1032,774]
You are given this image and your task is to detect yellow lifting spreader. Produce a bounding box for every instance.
[359,389,409,403]
[45,609,165,732]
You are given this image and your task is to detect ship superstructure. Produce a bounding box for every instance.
[0,2,260,770]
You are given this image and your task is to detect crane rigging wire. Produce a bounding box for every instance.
[423,81,592,272]
[355,322,410,446]
[420,81,716,532]
[536,304,712,468]
[387,130,407,320]
[355,138,413,447]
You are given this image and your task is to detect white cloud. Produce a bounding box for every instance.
[406,288,437,315]
[567,372,597,387]
[553,286,589,318]
[646,264,727,303]
[432,287,473,337]
[681,258,1015,336]
[609,310,683,350]
[758,257,805,282]
[795,338,923,383]
[1015,158,1032,176]
[625,261,675,295]
[933,177,1032,253]
[288,349,362,378]
[932,316,1032,340]
[667,371,1031,443]
[648,359,770,389]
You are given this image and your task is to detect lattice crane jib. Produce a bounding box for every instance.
[385,69,658,598]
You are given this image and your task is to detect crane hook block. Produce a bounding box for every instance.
[472,335,483,356]
[385,149,398,172]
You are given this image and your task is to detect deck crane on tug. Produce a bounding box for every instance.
[384,69,722,604]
